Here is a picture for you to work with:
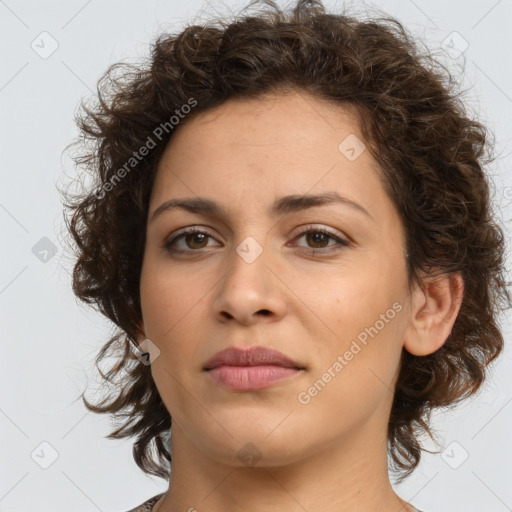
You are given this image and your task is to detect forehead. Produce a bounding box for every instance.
[152,91,375,189]
[147,91,402,232]
[170,91,364,152]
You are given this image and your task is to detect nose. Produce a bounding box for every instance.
[212,243,288,325]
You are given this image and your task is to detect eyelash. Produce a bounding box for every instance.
[163,225,350,256]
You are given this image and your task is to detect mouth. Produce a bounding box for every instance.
[203,345,305,391]
[203,345,304,371]
[206,365,304,391]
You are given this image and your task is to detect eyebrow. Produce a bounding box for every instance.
[149,192,374,223]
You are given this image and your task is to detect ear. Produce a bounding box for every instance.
[403,270,464,356]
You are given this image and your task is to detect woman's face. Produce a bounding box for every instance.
[140,90,414,467]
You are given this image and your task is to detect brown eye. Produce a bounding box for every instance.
[304,231,331,248]
[291,226,349,253]
[164,229,217,253]
[183,232,209,249]
[164,225,349,257]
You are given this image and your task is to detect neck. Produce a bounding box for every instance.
[153,417,414,512]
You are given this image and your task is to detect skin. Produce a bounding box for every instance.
[138,89,464,512]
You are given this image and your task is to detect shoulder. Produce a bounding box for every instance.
[123,492,166,512]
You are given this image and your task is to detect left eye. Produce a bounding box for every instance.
[292,227,349,251]
[164,227,349,254]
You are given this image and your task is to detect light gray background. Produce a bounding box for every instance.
[1,0,511,511]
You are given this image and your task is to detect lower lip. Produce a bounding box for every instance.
[207,365,302,391]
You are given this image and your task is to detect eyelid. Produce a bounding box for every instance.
[289,224,350,250]
[163,225,219,248]
[164,223,350,254]
[292,224,347,241]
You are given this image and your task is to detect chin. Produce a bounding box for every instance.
[193,423,310,468]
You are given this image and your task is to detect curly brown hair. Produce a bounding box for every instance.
[60,0,511,483]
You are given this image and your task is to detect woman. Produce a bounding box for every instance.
[61,1,511,511]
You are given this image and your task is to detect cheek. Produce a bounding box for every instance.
[305,268,405,377]
[296,299,405,436]
[140,258,204,340]
[140,263,207,414]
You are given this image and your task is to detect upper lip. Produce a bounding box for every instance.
[203,346,304,370]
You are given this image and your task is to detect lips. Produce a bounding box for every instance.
[203,345,304,371]
[203,345,305,391]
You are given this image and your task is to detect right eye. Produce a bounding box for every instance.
[164,228,220,254]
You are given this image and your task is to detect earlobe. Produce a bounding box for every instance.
[403,271,464,356]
